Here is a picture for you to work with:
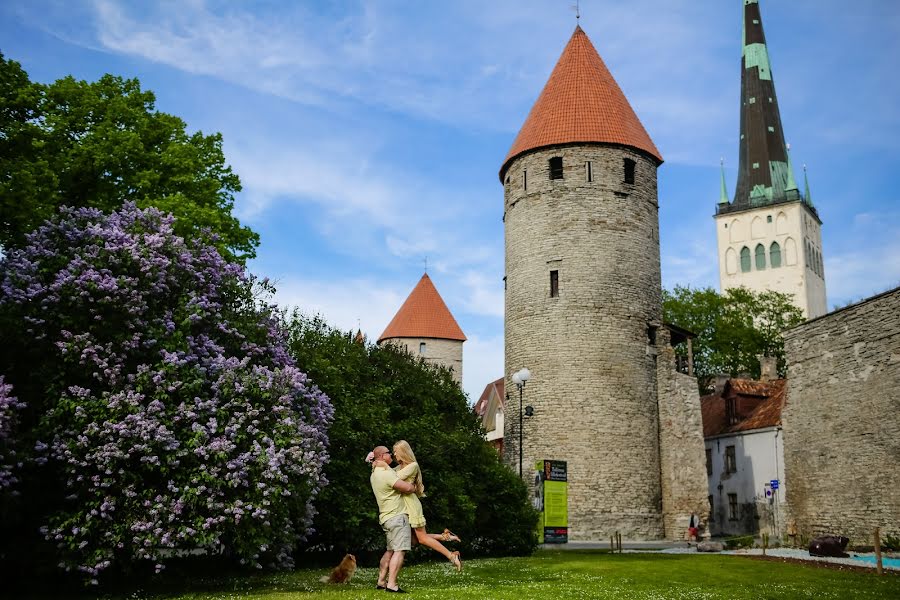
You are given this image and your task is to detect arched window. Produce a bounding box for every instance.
[419,342,426,355]
[755,244,766,270]
[818,252,824,276]
[770,241,782,268]
[785,237,798,265]
[740,246,751,272]
[725,247,738,275]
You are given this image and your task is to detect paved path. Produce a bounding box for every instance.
[541,540,691,551]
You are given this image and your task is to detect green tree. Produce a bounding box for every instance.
[663,286,804,391]
[286,314,538,559]
[0,53,258,262]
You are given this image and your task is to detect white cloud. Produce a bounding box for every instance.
[461,333,504,404]
[270,275,404,341]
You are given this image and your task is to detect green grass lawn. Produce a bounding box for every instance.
[24,550,900,600]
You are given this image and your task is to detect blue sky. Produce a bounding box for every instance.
[3,0,899,402]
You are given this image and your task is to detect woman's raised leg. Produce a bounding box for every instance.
[414,527,462,571]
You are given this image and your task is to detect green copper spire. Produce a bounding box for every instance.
[785,143,799,193]
[727,0,797,212]
[803,164,814,207]
[719,158,729,205]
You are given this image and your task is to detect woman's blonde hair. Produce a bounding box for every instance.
[393,440,425,497]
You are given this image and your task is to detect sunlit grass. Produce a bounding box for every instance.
[24,550,900,599]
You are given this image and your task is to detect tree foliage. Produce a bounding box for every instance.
[286,315,539,558]
[663,286,804,391]
[0,53,258,262]
[0,204,331,582]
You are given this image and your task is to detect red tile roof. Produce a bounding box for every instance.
[474,377,505,417]
[500,25,662,181]
[378,274,466,343]
[701,378,786,437]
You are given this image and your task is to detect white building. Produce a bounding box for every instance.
[701,377,787,537]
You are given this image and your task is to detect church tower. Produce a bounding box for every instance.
[378,273,466,385]
[501,26,667,539]
[715,0,827,318]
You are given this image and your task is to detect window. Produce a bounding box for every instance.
[770,241,782,268]
[549,157,563,180]
[725,445,736,473]
[767,215,772,222]
[708,495,715,522]
[705,449,712,476]
[419,342,426,355]
[549,270,559,298]
[523,169,527,191]
[728,493,738,520]
[586,161,593,182]
[726,397,737,425]
[740,246,751,272]
[647,325,658,346]
[755,244,766,270]
[623,158,636,184]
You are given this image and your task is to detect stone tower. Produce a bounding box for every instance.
[500,26,668,539]
[378,273,466,385]
[715,0,826,318]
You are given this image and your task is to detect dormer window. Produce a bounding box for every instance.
[549,157,563,180]
[623,158,636,184]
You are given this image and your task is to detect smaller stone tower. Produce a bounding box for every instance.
[378,273,466,385]
[715,0,826,318]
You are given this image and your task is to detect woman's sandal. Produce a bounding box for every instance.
[441,528,461,543]
[449,550,462,572]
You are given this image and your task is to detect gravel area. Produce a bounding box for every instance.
[626,546,900,571]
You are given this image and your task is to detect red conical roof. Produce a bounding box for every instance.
[500,26,662,180]
[378,274,467,343]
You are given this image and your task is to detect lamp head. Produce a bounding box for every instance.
[519,368,531,382]
[524,405,534,417]
[511,372,522,386]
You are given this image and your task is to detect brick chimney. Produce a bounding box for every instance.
[759,355,778,382]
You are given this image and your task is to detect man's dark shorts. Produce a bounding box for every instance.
[382,513,412,551]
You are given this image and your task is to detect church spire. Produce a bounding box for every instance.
[803,164,814,207]
[729,0,798,210]
[719,158,729,205]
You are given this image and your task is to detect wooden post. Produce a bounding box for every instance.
[617,532,623,553]
[610,535,615,552]
[874,527,883,576]
[762,533,768,556]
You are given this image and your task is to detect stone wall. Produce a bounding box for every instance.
[503,144,665,539]
[782,287,900,543]
[656,338,710,539]
[382,337,463,386]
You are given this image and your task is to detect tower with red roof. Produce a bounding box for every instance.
[378,273,466,385]
[501,25,669,539]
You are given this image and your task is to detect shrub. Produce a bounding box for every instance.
[286,315,538,558]
[724,535,755,549]
[0,204,333,581]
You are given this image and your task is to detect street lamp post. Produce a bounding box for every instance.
[511,367,531,478]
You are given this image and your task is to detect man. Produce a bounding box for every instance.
[369,445,417,593]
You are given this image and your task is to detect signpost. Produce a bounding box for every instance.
[534,460,568,544]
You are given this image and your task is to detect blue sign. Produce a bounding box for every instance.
[770,479,779,490]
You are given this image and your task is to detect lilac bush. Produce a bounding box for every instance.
[0,204,332,580]
[0,376,24,490]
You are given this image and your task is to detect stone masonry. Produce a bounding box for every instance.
[656,333,711,539]
[782,287,900,543]
[383,337,463,386]
[503,144,666,539]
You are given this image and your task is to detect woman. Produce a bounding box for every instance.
[373,440,462,571]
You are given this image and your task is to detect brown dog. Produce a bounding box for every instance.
[320,553,357,584]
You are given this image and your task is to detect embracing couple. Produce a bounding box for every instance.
[368,440,462,593]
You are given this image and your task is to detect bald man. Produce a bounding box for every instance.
[369,445,417,593]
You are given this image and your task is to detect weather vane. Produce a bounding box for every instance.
[571,0,581,21]
[424,256,428,273]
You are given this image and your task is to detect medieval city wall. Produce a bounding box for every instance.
[782,287,900,543]
[656,339,711,539]
[503,144,665,539]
